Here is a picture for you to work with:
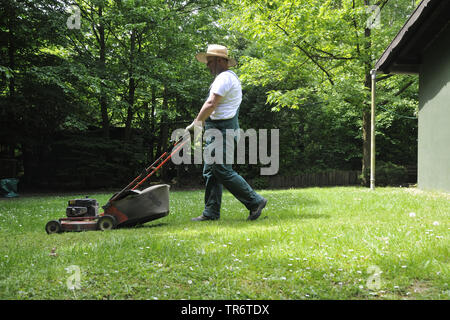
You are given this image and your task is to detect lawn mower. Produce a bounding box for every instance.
[45,133,190,234]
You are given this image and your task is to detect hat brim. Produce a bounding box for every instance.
[195,52,237,67]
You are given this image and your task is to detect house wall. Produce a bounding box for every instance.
[418,22,450,192]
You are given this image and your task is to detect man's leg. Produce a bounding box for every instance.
[197,115,267,220]
[202,163,222,220]
[212,163,264,212]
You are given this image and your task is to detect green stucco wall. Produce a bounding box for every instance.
[418,23,450,192]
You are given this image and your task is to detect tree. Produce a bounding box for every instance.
[0,0,81,184]
[1,0,227,187]
[224,0,419,184]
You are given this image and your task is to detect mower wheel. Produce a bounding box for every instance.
[45,220,62,234]
[97,215,116,231]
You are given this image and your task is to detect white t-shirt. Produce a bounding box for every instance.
[208,70,242,120]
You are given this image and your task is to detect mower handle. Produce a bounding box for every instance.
[109,132,191,202]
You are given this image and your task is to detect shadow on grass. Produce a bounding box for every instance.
[117,191,328,231]
[124,222,168,230]
[226,195,328,223]
[192,202,331,229]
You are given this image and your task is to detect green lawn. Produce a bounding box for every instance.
[0,187,448,300]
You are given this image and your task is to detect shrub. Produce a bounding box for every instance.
[375,161,408,186]
[250,176,269,189]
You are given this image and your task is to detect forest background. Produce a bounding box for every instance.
[0,0,420,190]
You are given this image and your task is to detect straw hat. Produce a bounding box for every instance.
[195,44,237,67]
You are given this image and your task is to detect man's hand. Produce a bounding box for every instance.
[185,119,203,132]
[185,119,203,150]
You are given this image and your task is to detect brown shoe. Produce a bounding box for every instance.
[247,198,268,221]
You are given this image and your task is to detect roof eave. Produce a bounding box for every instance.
[374,0,433,74]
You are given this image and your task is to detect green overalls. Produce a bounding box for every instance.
[202,110,264,219]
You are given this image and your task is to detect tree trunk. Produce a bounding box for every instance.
[159,86,169,155]
[158,87,169,180]
[362,105,371,186]
[98,6,110,139]
[5,5,18,161]
[361,6,372,187]
[124,29,136,141]
[8,10,15,99]
[143,101,152,162]
[148,85,157,162]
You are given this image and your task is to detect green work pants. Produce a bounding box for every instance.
[202,112,263,219]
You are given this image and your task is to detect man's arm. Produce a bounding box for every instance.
[186,93,223,132]
[195,93,222,122]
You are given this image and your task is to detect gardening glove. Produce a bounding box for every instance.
[185,120,203,151]
[185,119,203,133]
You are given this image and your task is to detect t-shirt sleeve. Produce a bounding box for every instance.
[210,73,232,97]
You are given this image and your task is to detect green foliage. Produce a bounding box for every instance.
[0,0,225,187]
[237,84,361,178]
[0,0,421,189]
[47,132,147,189]
[376,161,408,187]
[250,176,269,189]
[224,0,419,177]
[360,161,409,187]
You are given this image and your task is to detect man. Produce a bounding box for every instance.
[186,44,267,221]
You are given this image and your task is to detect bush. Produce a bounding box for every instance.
[360,161,408,187]
[366,161,408,186]
[250,176,269,189]
[38,131,148,189]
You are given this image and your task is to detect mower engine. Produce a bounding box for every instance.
[66,198,99,217]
